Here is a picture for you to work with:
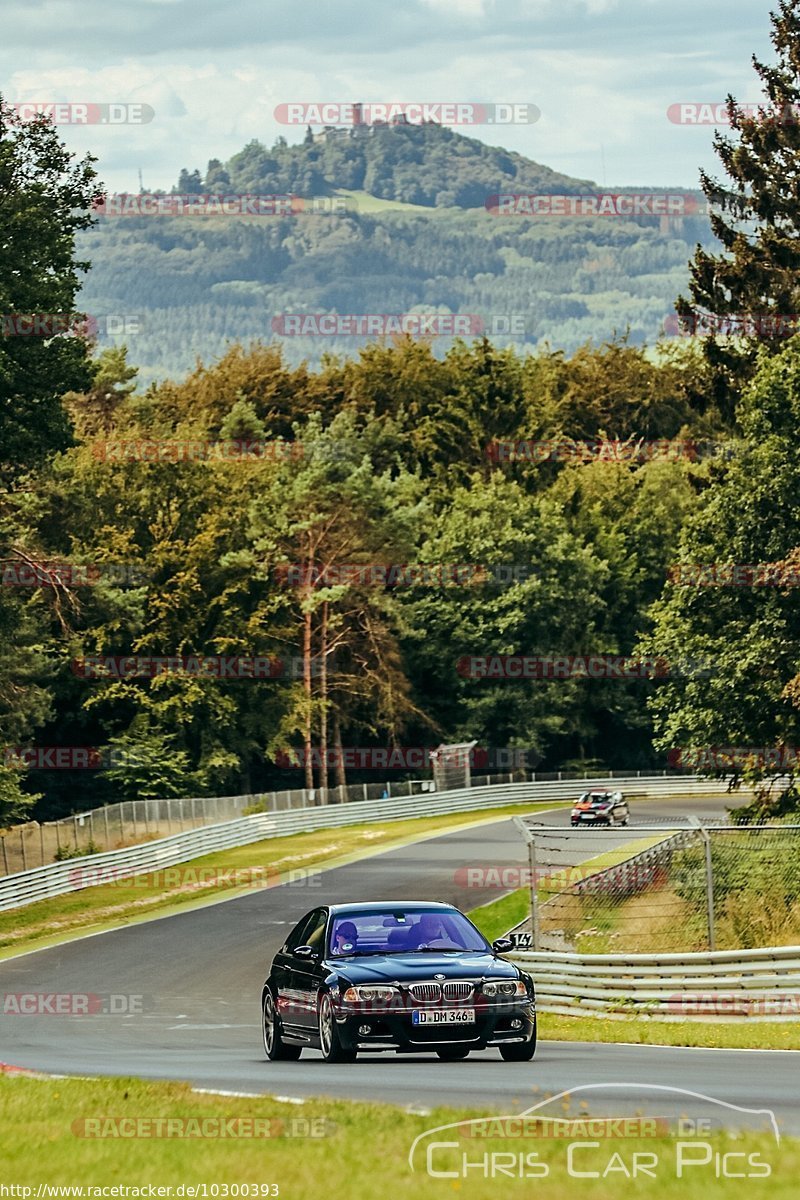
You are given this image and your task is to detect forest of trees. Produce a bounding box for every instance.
[79,121,712,387]
[4,3,800,825]
[179,120,596,209]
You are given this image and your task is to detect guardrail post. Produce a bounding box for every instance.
[703,827,716,951]
[20,828,26,870]
[1,836,7,875]
[103,806,110,849]
[528,834,540,952]
[689,816,716,951]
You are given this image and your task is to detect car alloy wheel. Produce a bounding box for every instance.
[262,990,302,1061]
[318,992,356,1063]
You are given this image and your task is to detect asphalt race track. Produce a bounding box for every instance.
[1,795,798,1135]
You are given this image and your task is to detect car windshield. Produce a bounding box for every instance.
[584,794,611,806]
[328,909,489,956]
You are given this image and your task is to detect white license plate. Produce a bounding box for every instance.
[412,1008,476,1025]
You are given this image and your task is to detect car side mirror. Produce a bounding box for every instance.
[492,937,514,953]
[293,944,316,959]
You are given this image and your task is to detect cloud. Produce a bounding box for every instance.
[0,0,778,190]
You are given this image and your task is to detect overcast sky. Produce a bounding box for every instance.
[2,0,778,193]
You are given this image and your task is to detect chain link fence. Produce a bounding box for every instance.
[1,773,526,875]
[512,819,800,954]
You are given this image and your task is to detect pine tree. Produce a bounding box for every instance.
[677,1,800,416]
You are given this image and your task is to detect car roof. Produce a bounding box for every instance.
[328,901,457,915]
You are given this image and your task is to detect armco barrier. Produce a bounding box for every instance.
[510,945,800,1021]
[0,775,728,912]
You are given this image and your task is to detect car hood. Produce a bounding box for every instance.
[325,951,521,985]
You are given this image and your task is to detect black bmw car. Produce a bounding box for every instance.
[261,901,536,1063]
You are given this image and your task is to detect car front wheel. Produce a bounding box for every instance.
[263,990,302,1061]
[318,992,356,1063]
[499,1015,537,1061]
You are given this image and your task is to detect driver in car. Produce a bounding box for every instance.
[411,913,455,948]
[331,920,358,955]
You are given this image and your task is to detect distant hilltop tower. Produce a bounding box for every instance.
[351,101,370,137]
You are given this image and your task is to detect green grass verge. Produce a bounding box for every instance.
[0,1074,794,1198]
[538,1012,800,1051]
[0,802,571,960]
[470,887,531,942]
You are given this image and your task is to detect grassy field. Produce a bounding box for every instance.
[538,1012,800,1050]
[0,1073,794,1199]
[0,801,572,960]
[332,188,480,216]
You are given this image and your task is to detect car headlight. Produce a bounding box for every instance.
[482,981,527,998]
[342,985,399,1003]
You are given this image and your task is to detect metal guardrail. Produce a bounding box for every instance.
[3,768,690,875]
[0,774,728,912]
[510,945,800,1021]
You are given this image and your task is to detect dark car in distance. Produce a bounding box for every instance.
[261,901,536,1063]
[571,789,629,827]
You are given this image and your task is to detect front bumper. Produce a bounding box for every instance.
[333,1000,536,1052]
